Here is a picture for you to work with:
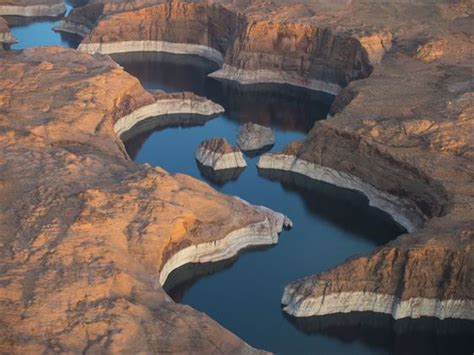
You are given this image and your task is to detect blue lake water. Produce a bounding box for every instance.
[8,15,472,355]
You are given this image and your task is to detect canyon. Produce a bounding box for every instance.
[0,0,473,353]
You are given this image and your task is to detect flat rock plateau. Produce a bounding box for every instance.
[1,0,473,353]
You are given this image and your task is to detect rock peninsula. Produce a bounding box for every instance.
[0,46,289,353]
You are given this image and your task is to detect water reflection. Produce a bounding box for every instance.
[115,52,464,355]
[285,312,474,355]
[112,52,333,133]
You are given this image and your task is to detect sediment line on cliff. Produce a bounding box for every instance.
[257,154,423,232]
[79,41,225,66]
[160,202,291,286]
[114,96,225,140]
[209,65,342,95]
[0,3,65,17]
[281,290,474,321]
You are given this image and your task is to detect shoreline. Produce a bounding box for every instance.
[257,153,424,233]
[79,40,225,67]
[114,96,225,139]
[209,64,342,96]
[281,290,474,321]
[159,208,289,285]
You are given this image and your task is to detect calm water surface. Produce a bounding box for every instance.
[10,17,472,355]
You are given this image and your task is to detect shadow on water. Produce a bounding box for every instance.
[284,312,474,355]
[112,51,334,133]
[258,168,405,245]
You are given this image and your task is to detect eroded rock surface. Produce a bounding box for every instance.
[0,46,288,353]
[237,122,275,154]
[272,2,474,320]
[196,137,247,171]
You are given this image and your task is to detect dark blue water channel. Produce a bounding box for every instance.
[9,16,473,355]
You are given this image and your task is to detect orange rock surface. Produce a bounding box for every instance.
[0,47,280,353]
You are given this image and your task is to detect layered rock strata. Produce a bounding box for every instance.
[115,91,224,141]
[237,122,275,154]
[274,6,474,320]
[195,137,247,171]
[0,0,65,17]
[0,46,290,353]
[78,3,244,66]
[69,2,383,95]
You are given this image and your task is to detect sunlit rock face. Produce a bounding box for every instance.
[0,47,289,353]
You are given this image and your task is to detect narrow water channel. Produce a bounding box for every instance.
[8,17,472,355]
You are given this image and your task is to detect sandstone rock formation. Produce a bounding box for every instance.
[115,91,225,141]
[237,122,275,155]
[271,3,473,320]
[0,46,290,353]
[63,2,382,95]
[195,137,247,171]
[0,0,65,17]
[0,16,15,48]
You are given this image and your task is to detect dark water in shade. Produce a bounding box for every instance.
[8,17,473,355]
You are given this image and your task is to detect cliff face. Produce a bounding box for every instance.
[222,21,372,87]
[64,2,382,93]
[84,3,243,55]
[0,46,287,353]
[278,16,474,319]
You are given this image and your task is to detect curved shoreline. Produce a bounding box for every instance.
[257,153,424,233]
[209,64,342,96]
[0,3,65,17]
[159,208,289,286]
[281,290,474,321]
[79,41,225,67]
[114,96,225,139]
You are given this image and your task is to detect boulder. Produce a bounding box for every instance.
[195,137,247,170]
[237,122,275,154]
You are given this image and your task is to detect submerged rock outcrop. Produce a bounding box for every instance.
[0,0,65,17]
[0,16,15,48]
[196,137,247,171]
[0,46,288,353]
[237,122,275,155]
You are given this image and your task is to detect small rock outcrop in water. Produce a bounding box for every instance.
[237,122,275,156]
[0,17,15,48]
[196,137,247,171]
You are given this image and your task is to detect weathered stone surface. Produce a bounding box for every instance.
[237,122,275,154]
[0,46,288,353]
[196,137,247,171]
[71,2,379,94]
[0,16,15,47]
[115,91,225,141]
[0,0,65,17]
[273,3,474,320]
